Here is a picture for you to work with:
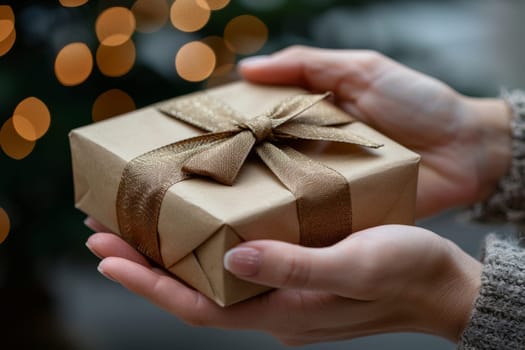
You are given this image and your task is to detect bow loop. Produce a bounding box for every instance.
[182,131,256,185]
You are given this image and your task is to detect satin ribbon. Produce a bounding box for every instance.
[116,92,382,265]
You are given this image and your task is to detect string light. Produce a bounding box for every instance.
[196,0,231,11]
[12,97,51,141]
[0,207,9,245]
[0,118,36,160]
[132,0,169,33]
[55,42,93,86]
[0,5,15,57]
[59,0,89,7]
[96,40,136,77]
[201,36,235,76]
[176,41,216,82]
[96,7,136,47]
[0,5,14,42]
[170,0,210,32]
[224,15,268,55]
[92,89,136,122]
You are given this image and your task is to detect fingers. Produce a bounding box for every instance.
[97,257,285,330]
[87,233,152,267]
[239,46,387,100]
[84,217,112,232]
[224,240,342,291]
[97,257,219,324]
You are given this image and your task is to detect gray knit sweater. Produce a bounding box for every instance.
[458,235,525,349]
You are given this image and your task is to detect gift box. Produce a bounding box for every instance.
[70,82,420,306]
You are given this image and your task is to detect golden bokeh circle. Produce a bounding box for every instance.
[0,5,14,43]
[201,36,235,76]
[176,41,216,82]
[132,0,169,33]
[96,40,136,78]
[12,97,51,141]
[0,207,9,245]
[170,0,210,33]
[0,118,36,160]
[59,0,89,7]
[55,42,93,86]
[196,0,230,11]
[0,28,15,57]
[96,7,136,47]
[224,15,268,55]
[92,89,136,122]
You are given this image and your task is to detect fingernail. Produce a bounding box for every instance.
[97,262,117,283]
[85,241,103,259]
[84,217,97,231]
[224,247,261,277]
[238,55,270,68]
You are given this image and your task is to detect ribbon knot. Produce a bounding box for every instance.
[239,115,273,143]
[116,88,385,267]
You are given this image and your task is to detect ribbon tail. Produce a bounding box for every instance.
[256,142,353,247]
[183,131,256,186]
[116,132,232,265]
[276,123,383,148]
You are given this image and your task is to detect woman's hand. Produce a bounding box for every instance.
[87,224,481,346]
[239,46,512,218]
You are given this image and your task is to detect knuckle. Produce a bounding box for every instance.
[361,49,384,61]
[183,294,214,327]
[278,45,311,57]
[343,239,386,296]
[279,253,312,289]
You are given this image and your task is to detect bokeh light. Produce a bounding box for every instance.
[0,207,9,245]
[170,0,210,32]
[54,42,93,86]
[0,28,15,57]
[176,41,216,82]
[92,89,136,122]
[59,0,89,7]
[0,118,36,160]
[201,36,235,76]
[96,7,136,47]
[132,0,169,33]
[96,40,136,77]
[12,97,51,141]
[196,0,231,11]
[0,5,15,42]
[224,15,268,55]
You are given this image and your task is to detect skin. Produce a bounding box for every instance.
[86,46,512,346]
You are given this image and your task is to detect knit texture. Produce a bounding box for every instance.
[472,89,525,222]
[458,235,525,350]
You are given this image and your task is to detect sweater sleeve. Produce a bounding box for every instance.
[458,234,525,350]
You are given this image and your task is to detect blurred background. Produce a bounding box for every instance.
[0,0,522,349]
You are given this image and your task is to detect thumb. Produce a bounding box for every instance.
[223,240,339,290]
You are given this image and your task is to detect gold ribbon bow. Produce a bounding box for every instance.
[116,92,382,265]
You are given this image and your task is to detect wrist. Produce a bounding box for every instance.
[459,97,512,203]
[409,238,482,342]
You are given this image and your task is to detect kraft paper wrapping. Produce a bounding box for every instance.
[70,82,420,306]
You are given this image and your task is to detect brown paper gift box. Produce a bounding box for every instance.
[69,82,420,306]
